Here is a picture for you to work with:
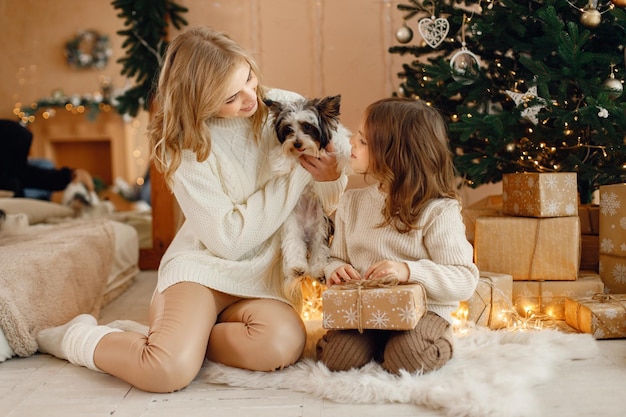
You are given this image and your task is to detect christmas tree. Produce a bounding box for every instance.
[112,0,188,117]
[390,0,626,203]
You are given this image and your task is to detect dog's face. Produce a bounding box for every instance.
[264,95,342,159]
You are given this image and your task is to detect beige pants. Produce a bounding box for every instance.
[94,282,306,393]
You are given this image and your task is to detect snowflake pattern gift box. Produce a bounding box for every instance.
[599,183,626,293]
[564,294,626,339]
[502,172,578,217]
[322,283,427,331]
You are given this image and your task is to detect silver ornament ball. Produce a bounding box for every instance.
[395,25,413,44]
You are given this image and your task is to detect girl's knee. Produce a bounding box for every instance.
[381,314,454,375]
[316,330,383,371]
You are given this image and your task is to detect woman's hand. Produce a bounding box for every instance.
[300,142,341,182]
[326,264,361,287]
[363,260,410,284]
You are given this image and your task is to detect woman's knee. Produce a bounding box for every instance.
[209,298,306,370]
[244,300,306,369]
[137,352,203,393]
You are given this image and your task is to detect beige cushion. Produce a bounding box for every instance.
[0,198,74,224]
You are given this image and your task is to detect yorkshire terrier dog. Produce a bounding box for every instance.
[264,94,352,304]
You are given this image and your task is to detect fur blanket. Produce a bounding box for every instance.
[0,219,114,357]
[199,322,599,417]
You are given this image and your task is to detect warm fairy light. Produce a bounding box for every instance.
[300,278,325,321]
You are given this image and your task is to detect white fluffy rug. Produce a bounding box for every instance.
[198,322,599,417]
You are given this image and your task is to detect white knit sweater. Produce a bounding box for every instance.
[157,89,348,306]
[324,184,479,323]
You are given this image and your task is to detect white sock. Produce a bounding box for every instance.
[63,324,122,372]
[37,314,122,372]
[36,314,97,360]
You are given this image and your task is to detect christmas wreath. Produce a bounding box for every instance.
[65,30,112,70]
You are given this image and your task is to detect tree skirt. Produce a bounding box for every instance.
[198,322,599,417]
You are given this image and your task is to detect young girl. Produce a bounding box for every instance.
[317,97,479,375]
[36,26,347,393]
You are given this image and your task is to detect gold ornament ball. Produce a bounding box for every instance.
[580,8,601,28]
[611,0,626,7]
[395,25,413,44]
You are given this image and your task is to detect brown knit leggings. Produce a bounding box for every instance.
[316,311,454,374]
[93,282,306,393]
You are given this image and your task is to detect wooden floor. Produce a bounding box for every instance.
[1,270,626,417]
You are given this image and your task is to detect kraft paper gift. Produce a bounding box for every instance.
[458,271,513,329]
[474,216,581,281]
[564,293,626,339]
[512,271,604,320]
[502,172,578,217]
[599,254,626,294]
[322,281,427,332]
[599,183,626,257]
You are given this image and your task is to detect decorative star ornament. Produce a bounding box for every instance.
[505,86,547,125]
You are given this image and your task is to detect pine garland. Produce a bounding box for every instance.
[112,0,188,117]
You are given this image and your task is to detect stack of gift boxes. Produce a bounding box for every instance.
[564,183,626,338]
[465,172,605,330]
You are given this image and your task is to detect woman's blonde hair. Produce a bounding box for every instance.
[363,97,459,233]
[148,26,268,187]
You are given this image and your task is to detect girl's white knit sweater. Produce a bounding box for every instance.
[324,184,479,323]
[157,89,347,306]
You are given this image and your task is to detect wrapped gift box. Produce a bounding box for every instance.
[579,204,600,235]
[458,271,513,330]
[474,216,580,281]
[322,283,426,331]
[512,271,604,320]
[564,294,626,339]
[502,172,578,217]
[599,254,626,294]
[599,184,626,257]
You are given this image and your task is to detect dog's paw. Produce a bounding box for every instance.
[288,267,307,280]
[309,267,325,283]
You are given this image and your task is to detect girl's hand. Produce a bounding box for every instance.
[326,264,362,287]
[300,142,341,182]
[363,260,410,283]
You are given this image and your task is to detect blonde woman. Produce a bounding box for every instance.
[37,26,347,393]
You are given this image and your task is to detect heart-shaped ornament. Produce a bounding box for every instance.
[418,16,449,48]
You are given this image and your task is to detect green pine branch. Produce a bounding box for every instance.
[111,0,188,117]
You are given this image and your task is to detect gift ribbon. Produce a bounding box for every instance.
[575,293,626,337]
[336,276,400,333]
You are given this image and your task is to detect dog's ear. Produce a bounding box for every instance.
[315,95,341,119]
[263,98,284,117]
